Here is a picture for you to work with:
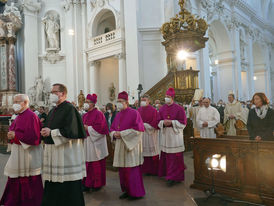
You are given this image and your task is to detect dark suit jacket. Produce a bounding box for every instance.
[104,110,117,130]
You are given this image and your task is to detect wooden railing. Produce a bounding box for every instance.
[191,138,274,205]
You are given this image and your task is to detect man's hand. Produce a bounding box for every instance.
[7,131,15,140]
[202,122,208,127]
[255,136,261,141]
[164,120,172,127]
[41,128,51,137]
[114,131,121,139]
[84,125,88,131]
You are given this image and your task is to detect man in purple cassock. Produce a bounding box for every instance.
[138,95,159,175]
[0,94,43,206]
[82,93,109,192]
[110,91,146,200]
[158,88,187,186]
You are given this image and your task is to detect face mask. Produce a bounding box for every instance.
[156,104,160,108]
[83,103,90,111]
[117,102,124,111]
[12,104,22,112]
[107,110,112,113]
[50,94,59,103]
[140,101,147,107]
[165,97,172,104]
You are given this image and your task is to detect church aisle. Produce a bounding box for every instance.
[0,151,204,205]
[84,151,205,206]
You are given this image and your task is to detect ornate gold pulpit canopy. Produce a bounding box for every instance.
[146,0,208,104]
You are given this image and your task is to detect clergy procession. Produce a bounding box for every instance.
[0,0,274,205]
[0,82,273,206]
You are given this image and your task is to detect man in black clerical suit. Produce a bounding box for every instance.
[41,83,87,206]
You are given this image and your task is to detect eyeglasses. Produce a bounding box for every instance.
[51,90,60,94]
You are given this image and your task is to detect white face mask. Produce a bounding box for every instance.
[107,110,112,113]
[140,101,147,107]
[50,94,59,104]
[156,104,160,108]
[117,102,124,111]
[83,103,90,111]
[12,104,22,112]
[165,97,172,104]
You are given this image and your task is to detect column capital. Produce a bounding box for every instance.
[22,0,41,14]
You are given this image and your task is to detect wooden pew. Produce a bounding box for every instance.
[191,138,274,205]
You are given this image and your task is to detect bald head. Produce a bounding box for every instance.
[202,98,210,108]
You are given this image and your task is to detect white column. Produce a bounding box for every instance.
[232,29,242,100]
[73,2,79,97]
[117,53,127,92]
[89,61,99,94]
[247,36,254,100]
[124,0,140,103]
[264,44,272,101]
[64,2,76,101]
[22,2,41,93]
[198,44,211,98]
[81,1,88,95]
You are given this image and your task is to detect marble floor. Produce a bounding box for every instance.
[0,151,206,206]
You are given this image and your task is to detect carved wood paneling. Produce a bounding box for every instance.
[191,138,274,205]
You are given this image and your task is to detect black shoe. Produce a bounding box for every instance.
[92,187,102,192]
[119,192,129,199]
[128,196,143,200]
[82,185,91,192]
[167,180,176,187]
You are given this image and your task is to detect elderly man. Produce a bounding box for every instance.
[158,88,187,186]
[196,98,220,138]
[138,95,159,175]
[82,93,109,192]
[110,91,145,200]
[0,94,43,206]
[41,83,86,206]
[224,93,246,135]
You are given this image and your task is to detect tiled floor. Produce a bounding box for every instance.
[0,151,205,205]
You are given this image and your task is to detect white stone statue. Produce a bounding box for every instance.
[35,77,44,103]
[42,13,60,49]
[3,3,21,20]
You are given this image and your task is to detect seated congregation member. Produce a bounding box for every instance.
[110,91,146,200]
[138,95,159,176]
[247,93,274,141]
[0,94,43,206]
[82,94,109,192]
[196,98,220,138]
[41,83,86,206]
[158,88,187,187]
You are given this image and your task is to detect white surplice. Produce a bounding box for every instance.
[158,120,186,153]
[43,129,86,183]
[110,129,143,167]
[84,126,109,162]
[4,142,42,178]
[196,106,220,138]
[142,123,159,157]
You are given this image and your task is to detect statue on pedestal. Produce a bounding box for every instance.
[42,13,60,49]
[78,90,85,109]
